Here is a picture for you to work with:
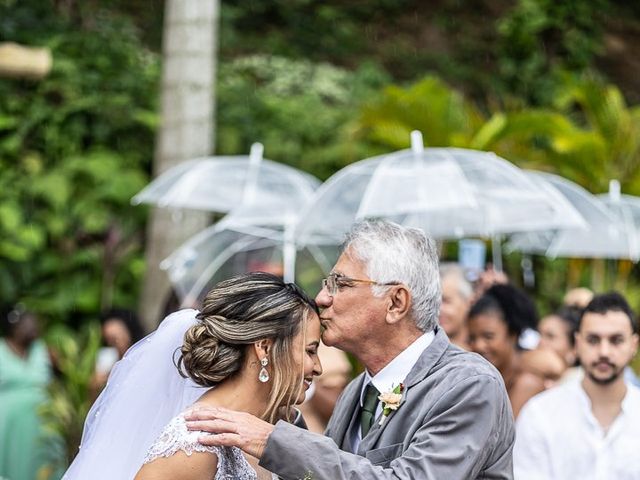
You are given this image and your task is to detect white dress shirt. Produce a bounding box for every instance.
[350,330,435,452]
[513,380,640,480]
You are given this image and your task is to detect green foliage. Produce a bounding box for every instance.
[216,54,389,180]
[40,323,102,468]
[220,1,412,63]
[497,0,611,104]
[358,73,640,197]
[0,2,158,322]
[482,76,640,195]
[358,76,485,150]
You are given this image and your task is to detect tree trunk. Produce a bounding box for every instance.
[139,0,219,331]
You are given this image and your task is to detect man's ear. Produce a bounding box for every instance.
[253,338,273,359]
[386,285,411,325]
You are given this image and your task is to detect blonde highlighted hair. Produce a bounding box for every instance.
[176,272,318,423]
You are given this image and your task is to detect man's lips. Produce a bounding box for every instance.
[593,361,615,371]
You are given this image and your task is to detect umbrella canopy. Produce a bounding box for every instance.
[598,180,640,256]
[295,131,585,247]
[507,174,639,261]
[132,143,320,224]
[161,218,338,306]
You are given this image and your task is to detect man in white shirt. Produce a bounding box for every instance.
[514,292,640,480]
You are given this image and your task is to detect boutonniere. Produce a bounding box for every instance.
[378,383,404,426]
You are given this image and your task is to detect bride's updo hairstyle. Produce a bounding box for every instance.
[177,271,318,423]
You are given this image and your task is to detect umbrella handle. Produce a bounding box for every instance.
[491,234,503,272]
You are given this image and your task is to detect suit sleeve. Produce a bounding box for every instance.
[259,374,514,480]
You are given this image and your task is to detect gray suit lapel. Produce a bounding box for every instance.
[332,375,365,451]
[358,327,450,453]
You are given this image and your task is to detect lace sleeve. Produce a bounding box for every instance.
[143,414,259,480]
[143,415,221,464]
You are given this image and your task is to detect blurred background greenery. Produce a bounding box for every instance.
[2,0,640,326]
[2,1,640,473]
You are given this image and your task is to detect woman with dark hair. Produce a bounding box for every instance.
[99,308,145,359]
[468,284,565,417]
[0,307,52,480]
[91,309,146,399]
[537,306,581,368]
[64,272,322,480]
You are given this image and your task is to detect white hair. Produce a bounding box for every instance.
[343,219,441,332]
[439,263,473,300]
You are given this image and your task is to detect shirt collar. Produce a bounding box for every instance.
[359,330,435,406]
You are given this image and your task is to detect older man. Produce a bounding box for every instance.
[439,263,473,349]
[187,220,514,479]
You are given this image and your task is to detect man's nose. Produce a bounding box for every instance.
[315,286,332,307]
[598,340,612,357]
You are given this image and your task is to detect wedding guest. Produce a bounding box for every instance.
[0,307,52,480]
[91,308,146,397]
[439,263,473,349]
[468,284,564,417]
[187,220,515,479]
[514,292,640,479]
[100,308,145,360]
[537,306,581,368]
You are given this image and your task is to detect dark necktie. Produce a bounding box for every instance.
[360,383,380,438]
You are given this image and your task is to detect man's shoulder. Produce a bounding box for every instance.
[519,381,581,420]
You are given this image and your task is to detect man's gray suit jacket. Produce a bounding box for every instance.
[260,327,515,479]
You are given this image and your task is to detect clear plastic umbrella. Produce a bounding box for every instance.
[161,217,338,306]
[295,132,585,251]
[507,174,639,261]
[131,143,320,223]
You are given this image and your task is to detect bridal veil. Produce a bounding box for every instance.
[63,309,207,479]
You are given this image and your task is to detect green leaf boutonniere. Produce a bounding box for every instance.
[378,383,404,426]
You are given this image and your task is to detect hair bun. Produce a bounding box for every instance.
[177,317,243,387]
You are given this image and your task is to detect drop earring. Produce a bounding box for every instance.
[258,357,270,383]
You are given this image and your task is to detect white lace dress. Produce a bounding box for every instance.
[143,413,268,479]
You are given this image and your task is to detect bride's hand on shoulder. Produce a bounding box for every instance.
[184,407,275,459]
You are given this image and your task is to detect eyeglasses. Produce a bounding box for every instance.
[321,272,399,296]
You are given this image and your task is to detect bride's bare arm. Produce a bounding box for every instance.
[134,450,218,480]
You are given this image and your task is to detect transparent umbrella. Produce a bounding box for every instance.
[596,180,640,260]
[507,174,639,261]
[161,217,338,307]
[295,132,585,267]
[131,143,320,222]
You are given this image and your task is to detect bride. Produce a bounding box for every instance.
[63,272,322,479]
